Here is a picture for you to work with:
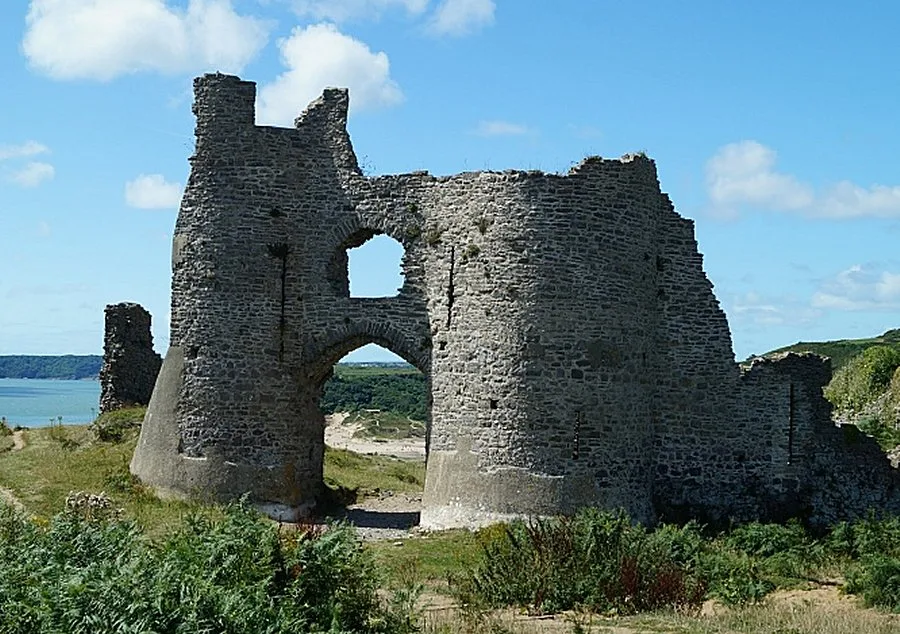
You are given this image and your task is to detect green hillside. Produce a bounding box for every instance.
[759,329,900,451]
[321,362,427,421]
[760,328,900,372]
[0,355,102,380]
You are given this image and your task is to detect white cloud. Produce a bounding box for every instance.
[290,0,428,21]
[9,162,55,187]
[817,181,900,219]
[427,0,495,35]
[729,291,820,327]
[706,140,900,219]
[876,272,900,299]
[811,265,900,311]
[257,24,403,126]
[473,120,531,137]
[6,283,91,299]
[568,124,603,140]
[0,141,49,160]
[125,174,183,209]
[23,0,269,81]
[706,141,813,216]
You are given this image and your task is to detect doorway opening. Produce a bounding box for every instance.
[318,343,428,530]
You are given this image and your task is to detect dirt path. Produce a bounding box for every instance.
[321,413,426,539]
[0,431,26,511]
[0,487,24,512]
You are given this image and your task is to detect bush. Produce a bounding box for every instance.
[459,509,706,615]
[321,372,428,421]
[0,499,406,633]
[699,549,774,606]
[720,520,822,584]
[459,513,849,613]
[91,406,146,443]
[0,417,12,452]
[825,345,900,414]
[825,513,900,560]
[845,555,900,612]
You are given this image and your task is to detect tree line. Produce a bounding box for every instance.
[321,369,428,421]
[0,356,102,380]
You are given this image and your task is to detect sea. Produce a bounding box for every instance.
[0,378,101,428]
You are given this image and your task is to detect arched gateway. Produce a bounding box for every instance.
[132,74,900,529]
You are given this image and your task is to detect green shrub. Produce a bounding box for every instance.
[459,514,849,613]
[321,373,428,421]
[825,345,900,414]
[724,520,809,558]
[845,555,900,612]
[459,509,706,615]
[700,549,774,606]
[720,520,822,584]
[0,498,406,633]
[856,414,900,451]
[825,513,900,560]
[91,406,146,443]
[0,418,12,452]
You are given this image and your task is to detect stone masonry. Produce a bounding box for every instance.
[100,302,162,413]
[131,73,900,528]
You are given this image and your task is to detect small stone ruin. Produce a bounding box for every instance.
[99,302,162,413]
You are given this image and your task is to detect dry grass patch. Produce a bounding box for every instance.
[417,587,900,633]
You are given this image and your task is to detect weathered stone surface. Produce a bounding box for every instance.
[99,303,162,413]
[131,73,900,528]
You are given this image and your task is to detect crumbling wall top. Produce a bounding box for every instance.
[742,351,832,384]
[192,73,257,132]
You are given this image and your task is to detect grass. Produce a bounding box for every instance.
[4,420,900,633]
[0,424,426,531]
[0,424,218,534]
[324,445,425,496]
[348,410,427,440]
[370,530,479,589]
[578,602,900,634]
[759,327,900,371]
[416,594,900,633]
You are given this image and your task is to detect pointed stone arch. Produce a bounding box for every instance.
[305,321,431,388]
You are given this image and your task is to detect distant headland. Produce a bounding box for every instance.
[0,356,102,380]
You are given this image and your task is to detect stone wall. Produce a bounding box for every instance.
[99,303,162,413]
[131,73,900,527]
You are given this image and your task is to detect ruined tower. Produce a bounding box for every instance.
[131,74,900,528]
[100,302,162,413]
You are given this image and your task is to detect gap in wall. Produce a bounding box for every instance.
[347,234,405,298]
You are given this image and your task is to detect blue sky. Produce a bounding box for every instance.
[1,1,899,363]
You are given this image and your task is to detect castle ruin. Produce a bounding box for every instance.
[100,302,162,414]
[131,73,900,528]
